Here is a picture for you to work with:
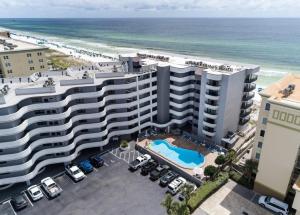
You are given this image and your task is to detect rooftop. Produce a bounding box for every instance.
[260,73,300,105]
[0,36,46,53]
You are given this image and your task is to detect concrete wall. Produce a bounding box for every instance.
[157,66,170,124]
[216,71,245,143]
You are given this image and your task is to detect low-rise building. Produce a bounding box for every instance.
[0,35,48,78]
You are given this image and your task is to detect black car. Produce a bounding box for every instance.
[89,155,104,168]
[11,195,28,211]
[150,165,170,181]
[141,159,158,176]
[159,170,179,187]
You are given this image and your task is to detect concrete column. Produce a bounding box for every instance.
[26,180,31,186]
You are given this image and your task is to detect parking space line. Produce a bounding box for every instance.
[64,174,76,185]
[8,201,17,215]
[23,191,33,207]
[104,162,109,166]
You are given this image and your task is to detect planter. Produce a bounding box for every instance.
[119,145,130,151]
[119,140,129,151]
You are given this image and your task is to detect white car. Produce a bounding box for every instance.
[27,185,43,201]
[66,165,86,182]
[168,177,186,195]
[129,154,151,170]
[258,196,289,215]
[41,177,62,198]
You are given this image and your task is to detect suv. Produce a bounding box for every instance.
[41,177,62,198]
[27,185,44,201]
[160,171,178,187]
[79,160,94,174]
[11,195,28,211]
[66,164,86,182]
[141,159,158,176]
[258,196,289,215]
[129,154,151,171]
[89,155,104,168]
[150,165,170,181]
[168,177,186,195]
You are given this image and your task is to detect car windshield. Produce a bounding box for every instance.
[265,197,271,203]
[33,190,40,196]
[73,169,80,174]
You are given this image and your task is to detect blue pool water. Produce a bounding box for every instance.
[149,139,205,169]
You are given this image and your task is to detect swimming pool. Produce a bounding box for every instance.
[149,139,205,169]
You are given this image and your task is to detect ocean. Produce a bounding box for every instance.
[0,18,300,87]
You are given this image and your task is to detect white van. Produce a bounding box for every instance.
[258,196,289,215]
[167,177,186,195]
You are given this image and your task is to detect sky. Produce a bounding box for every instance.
[0,0,299,18]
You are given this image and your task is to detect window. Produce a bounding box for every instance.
[40,65,45,69]
[27,53,32,57]
[7,69,12,74]
[5,63,11,67]
[28,60,33,64]
[3,56,9,60]
[258,142,263,148]
[260,130,265,137]
[255,153,260,160]
[39,59,44,62]
[30,67,35,71]
[37,52,42,56]
[265,103,270,111]
[262,117,267,125]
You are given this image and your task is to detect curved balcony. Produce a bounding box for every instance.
[203,118,216,128]
[205,84,221,91]
[204,103,219,111]
[203,109,218,119]
[202,129,216,137]
[244,83,256,92]
[245,74,258,83]
[240,108,252,118]
[239,116,251,125]
[242,92,255,101]
[205,94,219,100]
[241,100,253,110]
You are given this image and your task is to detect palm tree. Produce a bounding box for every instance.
[176,203,190,215]
[244,159,258,184]
[161,194,174,215]
[181,184,195,204]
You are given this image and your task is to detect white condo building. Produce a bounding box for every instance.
[0,54,259,187]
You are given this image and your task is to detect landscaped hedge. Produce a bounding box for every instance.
[188,172,229,212]
[229,170,253,189]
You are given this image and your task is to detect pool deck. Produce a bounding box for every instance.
[137,134,219,177]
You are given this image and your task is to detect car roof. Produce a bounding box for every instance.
[42,177,55,186]
[13,195,25,202]
[269,197,289,209]
[29,186,40,193]
[70,166,79,171]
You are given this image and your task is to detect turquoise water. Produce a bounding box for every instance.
[150,139,205,169]
[1,18,300,86]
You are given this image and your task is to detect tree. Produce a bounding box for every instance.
[204,165,218,179]
[161,194,174,215]
[176,203,190,215]
[181,184,196,204]
[215,155,226,166]
[244,159,258,183]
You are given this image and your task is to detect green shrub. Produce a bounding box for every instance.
[188,172,229,212]
[229,171,253,189]
[215,155,226,166]
[120,140,128,148]
[204,165,218,179]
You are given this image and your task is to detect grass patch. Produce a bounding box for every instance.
[188,172,229,212]
[229,171,253,189]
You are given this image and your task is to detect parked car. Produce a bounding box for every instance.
[79,160,94,174]
[41,177,63,198]
[178,183,197,201]
[150,165,170,181]
[89,155,104,168]
[159,170,178,187]
[27,185,44,201]
[65,164,86,182]
[168,177,186,195]
[129,154,151,171]
[258,196,289,215]
[141,159,158,176]
[11,194,28,211]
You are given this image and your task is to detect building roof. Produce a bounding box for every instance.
[0,36,47,53]
[260,73,300,105]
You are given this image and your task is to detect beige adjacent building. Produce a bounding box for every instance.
[252,73,300,211]
[0,34,48,78]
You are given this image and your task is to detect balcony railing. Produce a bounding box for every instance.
[242,92,255,101]
[244,83,256,92]
[241,100,254,109]
[239,116,250,125]
[245,74,258,83]
[205,100,218,107]
[240,108,252,118]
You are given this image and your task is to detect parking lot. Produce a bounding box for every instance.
[1,148,168,215]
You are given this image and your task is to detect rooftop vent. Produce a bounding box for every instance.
[43,77,55,87]
[0,85,10,95]
[280,84,296,97]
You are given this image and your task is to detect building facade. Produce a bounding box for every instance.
[253,74,300,205]
[0,35,48,78]
[0,55,258,187]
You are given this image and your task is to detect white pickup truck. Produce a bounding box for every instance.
[129,154,151,170]
[41,177,63,198]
